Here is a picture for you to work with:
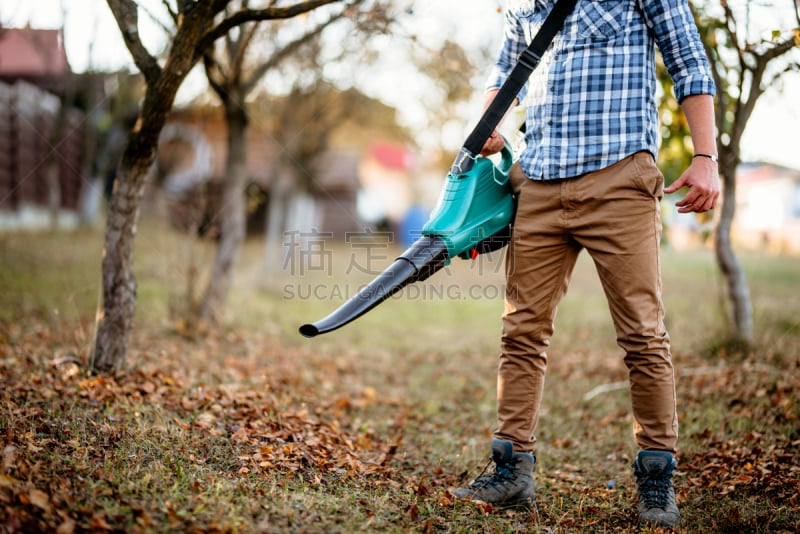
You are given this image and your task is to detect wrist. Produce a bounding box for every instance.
[693,153,718,164]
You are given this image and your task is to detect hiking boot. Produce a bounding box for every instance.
[633,450,680,528]
[452,438,535,508]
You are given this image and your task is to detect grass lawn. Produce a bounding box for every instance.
[1,216,798,533]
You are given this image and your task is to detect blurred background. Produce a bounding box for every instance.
[0,0,798,345]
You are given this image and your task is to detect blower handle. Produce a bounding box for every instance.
[450,136,514,177]
[497,138,514,175]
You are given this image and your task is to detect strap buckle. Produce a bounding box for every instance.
[518,48,542,70]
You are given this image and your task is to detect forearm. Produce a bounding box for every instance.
[484,89,499,109]
[666,93,720,213]
[680,94,717,156]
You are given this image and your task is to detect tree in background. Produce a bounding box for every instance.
[692,0,799,344]
[92,0,349,373]
[199,0,397,324]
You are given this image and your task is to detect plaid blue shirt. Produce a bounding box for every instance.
[488,0,716,180]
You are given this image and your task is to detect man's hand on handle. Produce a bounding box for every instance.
[479,90,515,158]
[481,129,505,157]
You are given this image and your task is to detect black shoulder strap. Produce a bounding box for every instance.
[454,0,578,173]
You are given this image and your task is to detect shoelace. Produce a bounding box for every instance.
[637,473,672,508]
[470,458,518,489]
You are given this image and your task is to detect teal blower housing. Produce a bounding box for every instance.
[298,142,516,338]
[424,142,516,260]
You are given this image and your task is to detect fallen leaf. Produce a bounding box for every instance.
[89,513,112,531]
[28,488,51,512]
[406,502,420,522]
[56,518,76,534]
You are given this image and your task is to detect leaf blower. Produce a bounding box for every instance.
[298,0,578,338]
[298,142,516,338]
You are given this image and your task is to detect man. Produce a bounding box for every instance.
[451,0,719,528]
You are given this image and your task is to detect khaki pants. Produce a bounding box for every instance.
[497,151,677,453]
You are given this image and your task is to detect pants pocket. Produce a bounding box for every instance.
[509,162,530,196]
[632,152,664,200]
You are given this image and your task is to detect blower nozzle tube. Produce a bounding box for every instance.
[298,236,449,338]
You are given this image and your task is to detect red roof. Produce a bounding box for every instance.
[370,143,415,171]
[0,27,69,78]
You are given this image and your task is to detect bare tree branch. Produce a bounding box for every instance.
[106,0,162,84]
[734,34,799,145]
[224,31,237,70]
[138,0,174,37]
[760,32,799,63]
[177,0,198,13]
[161,0,178,23]
[794,0,800,27]
[203,53,229,98]
[196,0,343,54]
[230,22,260,81]
[241,8,344,94]
[722,2,747,70]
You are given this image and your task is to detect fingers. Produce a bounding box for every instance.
[670,162,720,213]
[699,190,720,212]
[663,177,685,194]
[480,130,504,157]
[674,187,719,213]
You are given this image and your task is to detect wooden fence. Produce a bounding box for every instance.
[0,80,84,213]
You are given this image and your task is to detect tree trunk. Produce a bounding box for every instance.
[199,103,249,324]
[90,160,148,372]
[714,156,753,343]
[90,78,188,372]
